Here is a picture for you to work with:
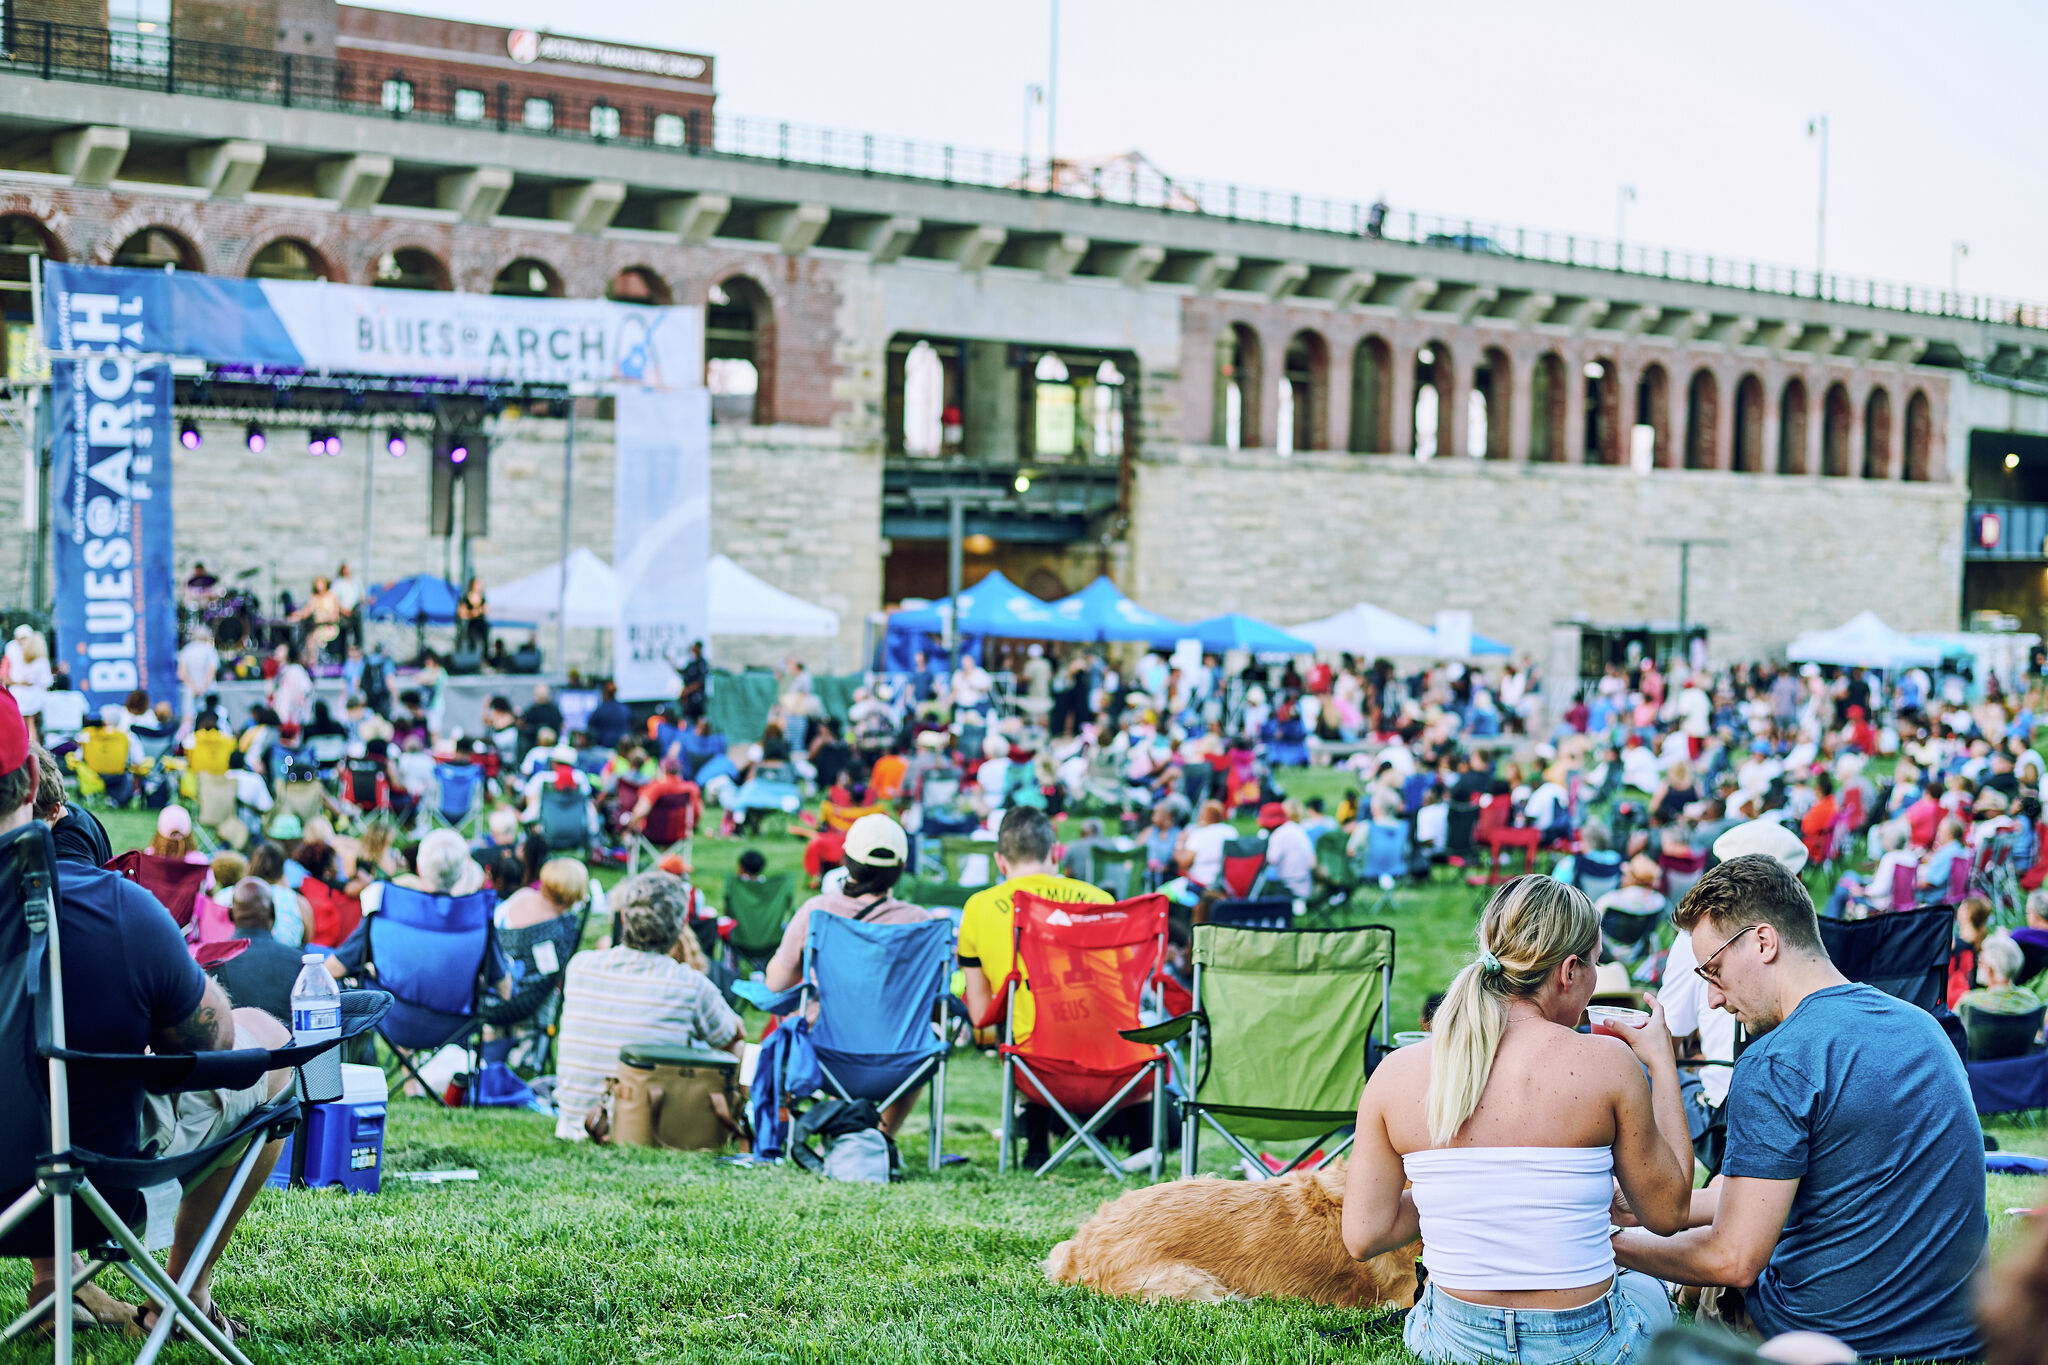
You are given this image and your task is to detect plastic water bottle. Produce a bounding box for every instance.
[292,954,343,1104]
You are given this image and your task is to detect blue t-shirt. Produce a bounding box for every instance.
[1722,983,1985,1359]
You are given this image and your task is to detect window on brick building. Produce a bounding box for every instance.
[374,248,449,291]
[112,227,195,272]
[1778,378,1809,475]
[1212,324,1260,450]
[1027,350,1130,462]
[653,113,687,147]
[589,105,622,140]
[1033,352,1075,457]
[901,341,949,456]
[523,98,555,132]
[1092,359,1126,460]
[249,238,326,282]
[0,216,56,383]
[381,79,414,115]
[1863,387,1893,479]
[109,0,169,73]
[492,258,562,298]
[453,88,487,123]
[1904,390,1933,482]
[1733,374,1765,473]
[706,277,772,425]
[1348,336,1391,454]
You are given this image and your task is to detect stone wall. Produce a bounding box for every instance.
[1127,447,1966,662]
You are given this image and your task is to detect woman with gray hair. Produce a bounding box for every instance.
[551,871,743,1141]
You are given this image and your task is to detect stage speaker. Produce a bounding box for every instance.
[447,648,484,675]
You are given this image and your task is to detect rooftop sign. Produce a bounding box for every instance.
[507,29,708,81]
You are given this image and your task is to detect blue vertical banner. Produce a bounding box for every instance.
[44,270,177,711]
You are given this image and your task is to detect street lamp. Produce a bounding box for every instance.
[1807,115,1829,282]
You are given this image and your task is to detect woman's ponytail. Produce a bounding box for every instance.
[1426,959,1508,1146]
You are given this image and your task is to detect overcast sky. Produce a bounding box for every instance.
[361,0,2048,303]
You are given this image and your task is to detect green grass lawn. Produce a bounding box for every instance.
[11,779,2041,1363]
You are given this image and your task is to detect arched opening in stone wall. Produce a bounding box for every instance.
[1684,368,1719,470]
[1348,334,1391,454]
[1636,363,1671,468]
[112,226,198,271]
[1733,373,1765,473]
[1904,390,1933,483]
[1212,323,1261,449]
[707,275,774,426]
[1474,346,1511,459]
[0,216,58,378]
[1583,357,1620,464]
[373,247,450,291]
[247,238,330,281]
[1779,378,1809,474]
[1278,329,1327,454]
[1412,341,1453,458]
[607,266,672,305]
[1529,351,1567,462]
[492,257,563,298]
[1822,382,1853,476]
[1863,387,1893,479]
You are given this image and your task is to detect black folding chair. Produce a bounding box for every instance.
[1816,904,1953,1012]
[0,820,388,1364]
[1204,898,1296,929]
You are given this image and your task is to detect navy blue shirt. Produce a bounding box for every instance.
[1723,983,1986,1359]
[57,864,206,1160]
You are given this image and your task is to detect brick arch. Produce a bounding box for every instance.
[606,264,674,305]
[1821,381,1853,476]
[0,190,73,261]
[1412,337,1455,457]
[350,230,453,288]
[704,270,778,426]
[1778,376,1809,474]
[1636,362,1672,467]
[1683,367,1720,469]
[489,255,565,298]
[1904,389,1933,482]
[1347,333,1393,453]
[1583,354,1622,464]
[1475,344,1511,460]
[234,232,340,282]
[1529,349,1567,462]
[1732,372,1766,473]
[92,203,209,272]
[1282,327,1329,452]
[1863,386,1893,479]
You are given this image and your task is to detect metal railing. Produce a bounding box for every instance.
[3,18,2042,332]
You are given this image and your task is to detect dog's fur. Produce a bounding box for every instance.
[1043,1160,1421,1306]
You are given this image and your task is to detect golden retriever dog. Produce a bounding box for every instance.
[1043,1160,1421,1306]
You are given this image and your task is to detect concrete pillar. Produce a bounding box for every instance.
[1559,346,1587,466]
[316,154,392,211]
[963,340,1018,464]
[1712,366,1737,472]
[760,203,831,256]
[550,180,627,236]
[1325,328,1354,458]
[1508,344,1534,462]
[657,193,730,245]
[437,167,512,224]
[186,140,265,200]
[1806,371,1827,478]
[1759,380,1781,476]
[1440,340,1471,461]
[53,125,128,187]
[1258,323,1288,451]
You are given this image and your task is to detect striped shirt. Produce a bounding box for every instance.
[551,947,743,1141]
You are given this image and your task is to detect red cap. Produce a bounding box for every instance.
[0,686,27,776]
[1257,801,1288,829]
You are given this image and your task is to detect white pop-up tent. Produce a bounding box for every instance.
[1785,610,1942,670]
[1289,602,1443,657]
[489,551,839,637]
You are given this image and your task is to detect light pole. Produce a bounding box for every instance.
[1647,536,1728,647]
[1951,240,1969,299]
[1616,184,1636,263]
[1807,115,1828,284]
[1045,0,1060,190]
[1022,83,1043,185]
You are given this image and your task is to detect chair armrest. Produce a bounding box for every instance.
[971,973,1020,1032]
[733,980,804,1015]
[1120,1012,1200,1046]
[1673,1056,1736,1068]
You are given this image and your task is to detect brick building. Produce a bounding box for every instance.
[0,2,2045,670]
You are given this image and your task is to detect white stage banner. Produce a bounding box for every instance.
[614,386,711,700]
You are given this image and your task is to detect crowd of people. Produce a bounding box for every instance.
[5,621,2047,1360]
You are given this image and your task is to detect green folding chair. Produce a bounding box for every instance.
[724,871,797,973]
[1127,922,1394,1180]
[936,836,998,889]
[897,876,976,910]
[1089,842,1148,899]
[1311,829,1360,905]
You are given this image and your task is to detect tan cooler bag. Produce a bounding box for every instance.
[610,1043,744,1152]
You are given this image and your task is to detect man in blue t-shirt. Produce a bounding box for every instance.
[0,692,295,1335]
[1615,854,1986,1360]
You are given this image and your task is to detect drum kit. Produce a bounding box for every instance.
[187,566,281,651]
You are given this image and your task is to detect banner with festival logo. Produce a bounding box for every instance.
[613,386,711,700]
[44,275,178,711]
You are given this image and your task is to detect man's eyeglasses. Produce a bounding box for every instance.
[1694,923,1760,986]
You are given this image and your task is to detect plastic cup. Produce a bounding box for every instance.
[1393,1031,1430,1048]
[1586,1005,1649,1032]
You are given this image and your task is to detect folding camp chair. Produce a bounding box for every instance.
[425,762,484,837]
[275,776,327,826]
[1180,761,1214,808]
[1358,821,1409,915]
[1815,904,1953,1013]
[724,871,797,974]
[538,784,593,853]
[1658,847,1708,904]
[1960,1002,2044,1062]
[1567,849,1625,903]
[185,728,234,777]
[1127,922,1394,1179]
[897,876,977,911]
[106,850,211,931]
[1599,903,1665,969]
[987,892,1171,1180]
[0,820,389,1365]
[1435,801,1481,882]
[741,912,959,1172]
[483,899,593,1074]
[1090,843,1148,899]
[341,756,390,817]
[74,728,133,806]
[1219,836,1268,899]
[1205,898,1296,929]
[357,885,498,1107]
[628,786,699,874]
[1472,797,1540,886]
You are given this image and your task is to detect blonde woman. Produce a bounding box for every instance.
[5,626,51,737]
[1341,875,1694,1365]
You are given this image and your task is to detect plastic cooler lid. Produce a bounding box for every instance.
[338,1062,390,1106]
[618,1042,739,1072]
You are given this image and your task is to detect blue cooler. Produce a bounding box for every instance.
[268,1063,389,1193]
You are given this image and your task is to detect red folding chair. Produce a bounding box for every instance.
[984,891,1171,1181]
[106,850,210,929]
[1219,837,1268,898]
[1472,795,1541,886]
[629,784,701,874]
[1658,847,1708,903]
[302,878,364,949]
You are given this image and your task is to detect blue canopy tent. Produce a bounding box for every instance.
[887,571,1095,643]
[1469,632,1512,657]
[1180,612,1313,655]
[365,575,461,624]
[1047,577,1187,647]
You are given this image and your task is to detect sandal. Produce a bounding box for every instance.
[30,1296,109,1340]
[130,1301,248,1345]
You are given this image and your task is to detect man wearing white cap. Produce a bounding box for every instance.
[763,813,946,1136]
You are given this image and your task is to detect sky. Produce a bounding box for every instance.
[359,0,2048,303]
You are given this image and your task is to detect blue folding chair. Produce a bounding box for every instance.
[741,913,959,1171]
[1360,820,1409,914]
[361,885,499,1107]
[427,762,484,837]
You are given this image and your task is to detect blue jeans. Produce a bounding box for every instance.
[1406,1271,1672,1365]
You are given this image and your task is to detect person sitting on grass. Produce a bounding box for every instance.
[1612,855,1986,1360]
[1341,874,1693,1365]
[0,690,293,1342]
[1959,932,2043,1018]
[764,814,945,1135]
[552,871,744,1141]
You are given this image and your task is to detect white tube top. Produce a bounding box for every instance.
[1401,1146,1616,1290]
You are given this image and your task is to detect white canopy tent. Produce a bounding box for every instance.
[1288,602,1444,657]
[1785,610,1942,670]
[489,551,839,638]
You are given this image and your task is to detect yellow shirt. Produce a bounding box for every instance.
[957,872,1112,1044]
